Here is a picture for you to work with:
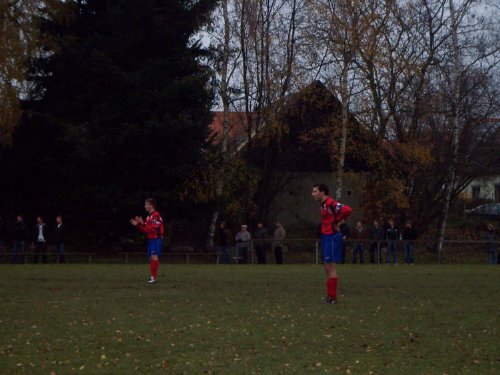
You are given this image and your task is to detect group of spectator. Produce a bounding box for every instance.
[342,219,498,265]
[338,219,418,265]
[0,215,66,264]
[218,222,286,264]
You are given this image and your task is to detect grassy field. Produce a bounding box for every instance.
[0,264,498,374]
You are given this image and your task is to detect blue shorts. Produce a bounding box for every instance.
[321,233,343,264]
[147,238,163,258]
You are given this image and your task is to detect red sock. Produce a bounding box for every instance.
[150,259,159,279]
[327,277,338,299]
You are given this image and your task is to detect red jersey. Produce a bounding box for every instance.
[320,197,352,235]
[137,211,165,239]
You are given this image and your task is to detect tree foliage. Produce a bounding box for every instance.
[1,0,216,245]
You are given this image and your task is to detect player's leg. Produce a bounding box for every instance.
[322,233,340,304]
[324,262,338,303]
[150,254,159,281]
[147,239,161,283]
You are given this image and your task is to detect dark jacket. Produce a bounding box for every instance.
[254,227,269,246]
[351,226,369,241]
[385,226,399,241]
[13,220,27,241]
[218,227,231,246]
[34,223,49,243]
[53,223,66,244]
[339,223,350,239]
[402,227,417,241]
[370,226,384,241]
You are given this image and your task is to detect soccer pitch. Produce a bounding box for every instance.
[0,265,498,374]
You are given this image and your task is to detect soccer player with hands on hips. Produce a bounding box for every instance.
[130,198,165,283]
[312,184,352,304]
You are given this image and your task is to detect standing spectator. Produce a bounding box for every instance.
[0,215,5,253]
[12,215,27,263]
[254,222,269,264]
[339,219,350,264]
[385,219,399,265]
[402,221,417,265]
[33,216,49,264]
[53,215,66,263]
[484,223,497,265]
[217,221,232,264]
[235,225,251,264]
[369,220,384,264]
[351,221,368,264]
[273,222,286,264]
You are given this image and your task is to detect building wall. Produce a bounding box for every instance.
[268,172,364,232]
[463,176,500,201]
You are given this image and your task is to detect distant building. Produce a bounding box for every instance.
[464,176,500,202]
[209,111,254,152]
[208,82,372,229]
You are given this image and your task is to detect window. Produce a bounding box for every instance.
[472,186,480,200]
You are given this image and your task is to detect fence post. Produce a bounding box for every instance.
[251,241,254,264]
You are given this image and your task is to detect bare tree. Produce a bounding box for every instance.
[434,0,500,253]
[305,0,377,199]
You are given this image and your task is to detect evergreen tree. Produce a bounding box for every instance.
[4,0,216,245]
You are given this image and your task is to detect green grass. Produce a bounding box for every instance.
[0,265,498,374]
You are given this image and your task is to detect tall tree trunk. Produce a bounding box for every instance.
[240,0,253,149]
[207,0,231,248]
[335,62,350,200]
[434,0,461,259]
